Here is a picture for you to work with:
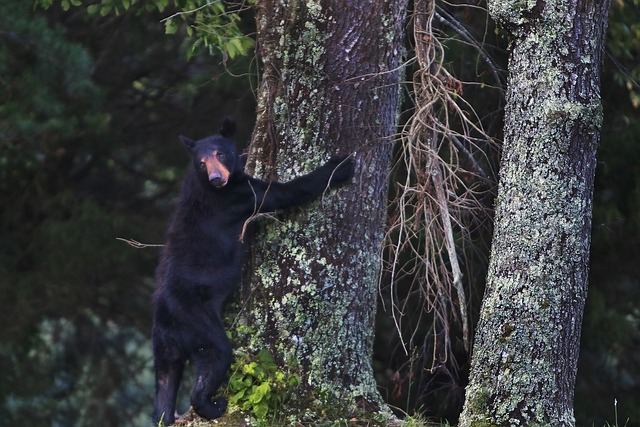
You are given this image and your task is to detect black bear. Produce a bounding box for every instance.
[151,119,354,425]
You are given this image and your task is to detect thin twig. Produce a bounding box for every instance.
[115,238,164,249]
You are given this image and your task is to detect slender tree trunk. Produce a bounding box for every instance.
[459,0,611,425]
[240,0,407,418]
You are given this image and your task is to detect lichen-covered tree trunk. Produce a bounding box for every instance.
[458,0,611,426]
[240,0,407,418]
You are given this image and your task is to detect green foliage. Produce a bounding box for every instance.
[161,0,256,59]
[227,346,301,422]
[1,0,255,425]
[34,0,255,59]
[1,314,153,426]
[0,4,105,143]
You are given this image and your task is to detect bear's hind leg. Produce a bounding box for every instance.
[152,337,185,426]
[189,329,232,420]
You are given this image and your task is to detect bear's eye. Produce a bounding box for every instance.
[199,161,207,171]
[216,152,226,160]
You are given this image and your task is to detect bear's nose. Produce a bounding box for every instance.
[209,173,226,187]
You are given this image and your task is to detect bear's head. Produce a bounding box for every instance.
[180,118,238,188]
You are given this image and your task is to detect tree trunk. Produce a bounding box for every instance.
[240,0,407,418]
[459,0,611,426]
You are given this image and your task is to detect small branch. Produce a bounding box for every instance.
[115,238,164,249]
[239,181,279,242]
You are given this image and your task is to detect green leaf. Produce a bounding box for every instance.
[211,2,224,13]
[164,18,178,35]
[256,381,270,398]
[257,349,275,368]
[229,389,245,404]
[85,4,99,14]
[253,401,269,419]
[228,374,247,392]
[242,361,257,376]
[34,0,55,9]
[288,373,301,387]
[99,3,112,16]
[152,0,168,11]
[224,40,238,59]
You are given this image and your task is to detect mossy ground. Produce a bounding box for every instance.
[161,406,441,427]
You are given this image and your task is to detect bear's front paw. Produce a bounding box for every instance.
[327,155,355,186]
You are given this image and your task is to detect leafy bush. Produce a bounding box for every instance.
[227,348,301,421]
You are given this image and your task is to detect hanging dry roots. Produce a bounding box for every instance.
[383,0,498,369]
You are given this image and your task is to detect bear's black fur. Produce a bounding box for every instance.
[151,119,354,425]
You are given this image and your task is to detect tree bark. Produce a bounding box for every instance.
[240,0,407,418]
[459,0,611,425]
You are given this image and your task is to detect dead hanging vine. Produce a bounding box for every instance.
[383,0,499,371]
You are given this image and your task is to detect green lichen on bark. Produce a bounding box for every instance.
[242,180,387,418]
[459,0,611,425]
[252,1,330,178]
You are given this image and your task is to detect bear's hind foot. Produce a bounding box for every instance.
[192,396,227,420]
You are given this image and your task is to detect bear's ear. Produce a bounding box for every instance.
[179,135,196,151]
[219,117,237,139]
